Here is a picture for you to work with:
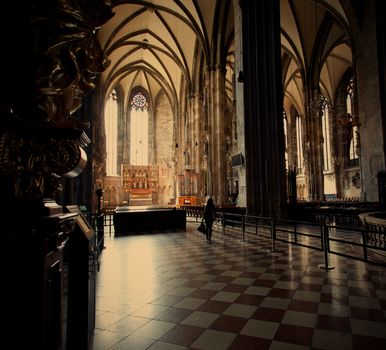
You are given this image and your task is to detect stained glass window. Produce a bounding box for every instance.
[131,92,148,111]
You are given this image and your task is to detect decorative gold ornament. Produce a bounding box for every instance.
[0,0,114,200]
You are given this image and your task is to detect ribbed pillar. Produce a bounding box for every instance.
[376,0,386,166]
[213,66,227,205]
[240,0,287,217]
[306,88,325,201]
[190,93,201,173]
[207,66,228,205]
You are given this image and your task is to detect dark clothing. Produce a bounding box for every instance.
[203,199,216,240]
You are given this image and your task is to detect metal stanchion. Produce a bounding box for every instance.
[318,224,335,270]
[362,229,368,262]
[240,215,246,242]
[95,188,105,253]
[269,218,283,253]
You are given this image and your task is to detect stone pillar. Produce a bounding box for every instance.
[306,88,325,201]
[355,1,385,201]
[177,112,185,172]
[206,68,214,198]
[376,0,386,168]
[233,0,246,207]
[190,93,202,173]
[213,66,228,205]
[206,66,228,205]
[240,0,287,217]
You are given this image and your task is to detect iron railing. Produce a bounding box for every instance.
[215,212,386,267]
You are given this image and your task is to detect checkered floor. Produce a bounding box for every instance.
[93,221,386,350]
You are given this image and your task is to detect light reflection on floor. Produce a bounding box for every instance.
[92,222,386,350]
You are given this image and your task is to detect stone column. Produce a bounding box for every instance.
[233,0,246,207]
[206,66,228,205]
[305,88,325,201]
[355,1,385,201]
[376,0,386,167]
[240,0,287,217]
[190,93,202,174]
[213,66,228,205]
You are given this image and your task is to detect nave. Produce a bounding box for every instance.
[93,222,386,350]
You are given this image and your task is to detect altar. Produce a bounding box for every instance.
[113,206,186,235]
[122,165,159,205]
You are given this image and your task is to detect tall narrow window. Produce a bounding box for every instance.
[346,78,359,167]
[321,95,331,171]
[283,110,288,171]
[296,114,303,174]
[105,89,118,175]
[130,91,149,165]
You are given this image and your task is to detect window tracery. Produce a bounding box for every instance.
[129,90,149,165]
[130,92,148,111]
[346,77,360,167]
[321,94,331,171]
[296,114,303,174]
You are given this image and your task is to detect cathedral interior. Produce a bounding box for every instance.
[1,0,386,349]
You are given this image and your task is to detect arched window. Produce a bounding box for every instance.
[296,114,303,174]
[321,95,331,171]
[346,78,359,167]
[130,91,149,165]
[104,89,118,175]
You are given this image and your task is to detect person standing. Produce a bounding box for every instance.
[203,197,216,241]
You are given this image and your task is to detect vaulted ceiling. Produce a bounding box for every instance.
[281,0,353,115]
[98,0,229,112]
[98,0,353,116]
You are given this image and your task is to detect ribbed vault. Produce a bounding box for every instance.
[99,0,353,121]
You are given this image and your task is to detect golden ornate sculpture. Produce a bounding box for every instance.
[34,0,113,127]
[0,0,114,199]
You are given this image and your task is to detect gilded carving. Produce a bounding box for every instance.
[34,0,114,127]
[0,130,86,198]
[0,0,114,199]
